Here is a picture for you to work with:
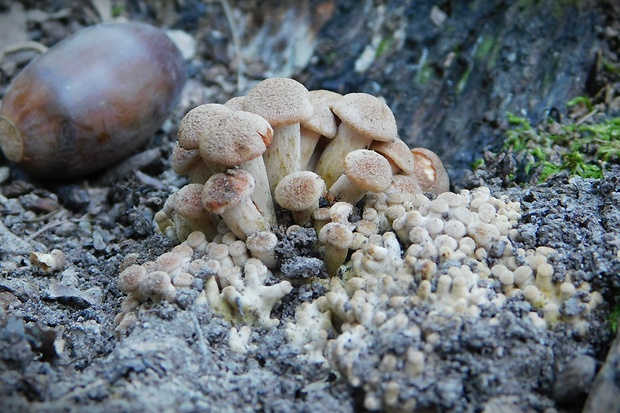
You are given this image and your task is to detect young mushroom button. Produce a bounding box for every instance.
[172,183,220,241]
[202,169,271,240]
[316,93,398,187]
[327,149,393,205]
[319,222,354,277]
[275,171,327,226]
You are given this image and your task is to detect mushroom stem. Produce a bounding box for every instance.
[316,122,370,187]
[219,198,270,240]
[319,222,354,277]
[246,231,279,269]
[299,127,321,170]
[240,157,277,226]
[327,175,368,205]
[202,170,271,240]
[263,123,301,194]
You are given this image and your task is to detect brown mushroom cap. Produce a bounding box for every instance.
[202,169,256,214]
[275,171,326,211]
[178,104,229,150]
[175,183,208,219]
[242,78,313,126]
[198,108,273,168]
[171,144,202,175]
[331,93,398,142]
[344,149,392,192]
[370,138,415,175]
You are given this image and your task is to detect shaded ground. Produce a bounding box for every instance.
[1,1,619,412]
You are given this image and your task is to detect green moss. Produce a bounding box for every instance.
[475,36,495,60]
[416,62,434,86]
[376,38,392,58]
[111,5,124,17]
[456,64,472,94]
[471,158,485,170]
[609,304,620,334]
[503,102,620,182]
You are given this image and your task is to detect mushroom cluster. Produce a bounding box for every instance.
[116,77,606,413]
[156,78,449,242]
[156,77,449,269]
[122,77,450,334]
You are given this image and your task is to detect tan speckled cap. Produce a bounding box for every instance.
[344,149,392,192]
[198,106,273,167]
[177,103,229,150]
[202,169,256,214]
[243,78,313,126]
[275,171,326,211]
[370,138,416,175]
[331,93,398,142]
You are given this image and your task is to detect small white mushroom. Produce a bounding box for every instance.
[327,149,392,204]
[275,171,326,225]
[319,222,354,276]
[172,183,220,241]
[202,169,270,240]
[246,231,279,269]
[138,270,176,303]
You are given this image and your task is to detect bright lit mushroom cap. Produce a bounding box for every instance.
[242,78,313,126]
[224,96,245,111]
[275,171,326,211]
[331,93,398,142]
[344,149,393,192]
[202,169,256,214]
[198,109,273,168]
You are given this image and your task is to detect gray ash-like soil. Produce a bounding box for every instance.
[1,1,620,412]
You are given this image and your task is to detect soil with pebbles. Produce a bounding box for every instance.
[1,1,620,412]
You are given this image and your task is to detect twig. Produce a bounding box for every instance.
[214,0,246,93]
[575,109,598,126]
[25,216,94,243]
